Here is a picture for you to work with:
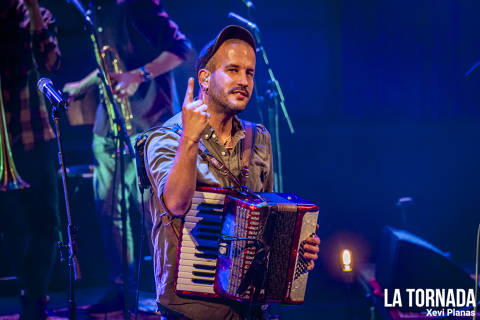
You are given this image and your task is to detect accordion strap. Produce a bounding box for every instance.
[170,123,255,191]
[240,120,256,186]
[198,146,243,189]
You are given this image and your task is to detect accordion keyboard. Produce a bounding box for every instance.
[176,191,225,294]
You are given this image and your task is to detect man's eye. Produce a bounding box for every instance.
[228,68,238,72]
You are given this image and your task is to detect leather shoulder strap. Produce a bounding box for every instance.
[240,120,257,185]
[171,124,244,189]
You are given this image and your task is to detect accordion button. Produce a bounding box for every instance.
[219,246,227,255]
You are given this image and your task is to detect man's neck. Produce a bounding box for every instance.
[208,111,234,142]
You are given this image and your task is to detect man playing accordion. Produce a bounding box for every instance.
[144,25,320,320]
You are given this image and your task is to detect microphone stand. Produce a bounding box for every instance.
[230,9,294,192]
[242,7,265,131]
[50,101,81,320]
[66,1,134,318]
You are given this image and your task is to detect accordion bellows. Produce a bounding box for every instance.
[174,187,319,304]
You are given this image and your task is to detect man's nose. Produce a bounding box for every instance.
[237,72,249,86]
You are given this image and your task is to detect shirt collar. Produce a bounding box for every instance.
[201,115,246,145]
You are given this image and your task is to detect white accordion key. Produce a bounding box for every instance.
[176,283,215,294]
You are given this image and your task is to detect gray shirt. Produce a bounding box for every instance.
[145,112,273,320]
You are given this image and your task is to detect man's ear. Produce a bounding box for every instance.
[198,69,210,92]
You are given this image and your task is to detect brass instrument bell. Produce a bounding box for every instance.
[0,77,30,191]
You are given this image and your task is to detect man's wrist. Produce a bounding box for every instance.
[181,134,200,144]
[127,69,144,85]
[139,65,153,82]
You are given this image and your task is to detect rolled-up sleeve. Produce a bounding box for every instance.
[145,129,180,200]
[129,1,191,61]
[155,11,191,61]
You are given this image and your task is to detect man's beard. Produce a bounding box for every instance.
[208,84,249,116]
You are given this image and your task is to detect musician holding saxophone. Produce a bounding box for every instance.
[62,0,191,313]
[0,0,62,318]
[145,25,321,320]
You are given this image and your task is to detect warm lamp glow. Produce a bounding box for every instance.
[342,249,352,272]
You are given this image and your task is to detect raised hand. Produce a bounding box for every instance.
[181,77,210,143]
[23,0,45,32]
[62,81,84,101]
[23,0,40,9]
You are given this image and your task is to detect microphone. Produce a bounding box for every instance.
[228,12,259,32]
[37,78,67,109]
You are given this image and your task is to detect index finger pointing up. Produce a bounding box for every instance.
[184,77,195,105]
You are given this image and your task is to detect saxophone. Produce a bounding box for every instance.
[100,45,133,136]
[90,30,133,140]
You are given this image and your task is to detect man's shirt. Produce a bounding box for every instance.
[145,112,273,319]
[0,2,61,151]
[91,0,191,136]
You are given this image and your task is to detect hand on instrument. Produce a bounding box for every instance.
[181,77,210,143]
[63,70,100,103]
[303,224,320,271]
[62,81,84,102]
[110,70,142,100]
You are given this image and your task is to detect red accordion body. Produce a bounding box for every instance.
[174,187,319,304]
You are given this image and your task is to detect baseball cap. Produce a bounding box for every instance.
[196,25,256,73]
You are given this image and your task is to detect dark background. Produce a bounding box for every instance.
[21,0,480,316]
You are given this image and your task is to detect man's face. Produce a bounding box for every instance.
[207,39,256,115]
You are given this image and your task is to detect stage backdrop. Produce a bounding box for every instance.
[42,0,480,284]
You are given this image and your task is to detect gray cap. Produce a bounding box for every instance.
[196,25,256,73]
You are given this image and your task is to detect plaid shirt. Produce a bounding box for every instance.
[0,1,61,151]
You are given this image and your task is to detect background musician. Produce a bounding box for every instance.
[62,0,191,313]
[0,0,61,318]
[144,25,320,320]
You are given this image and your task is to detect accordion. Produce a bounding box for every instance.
[174,187,319,304]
